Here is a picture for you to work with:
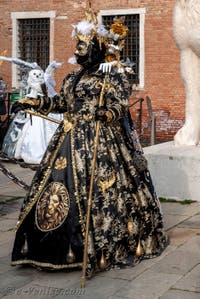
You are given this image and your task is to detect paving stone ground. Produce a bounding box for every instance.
[0,162,200,299]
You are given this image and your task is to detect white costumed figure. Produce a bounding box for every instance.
[15,61,63,164]
[1,58,63,163]
[173,0,200,146]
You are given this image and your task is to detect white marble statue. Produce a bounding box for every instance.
[173,0,200,146]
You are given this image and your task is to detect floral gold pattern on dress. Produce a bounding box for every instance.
[35,182,70,232]
[83,114,93,121]
[127,220,135,234]
[55,157,67,170]
[63,119,73,133]
[98,171,116,194]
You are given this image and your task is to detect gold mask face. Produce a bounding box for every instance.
[75,40,88,57]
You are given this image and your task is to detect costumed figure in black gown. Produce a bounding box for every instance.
[11,9,168,278]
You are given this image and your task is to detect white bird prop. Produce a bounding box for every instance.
[0,55,62,98]
[26,60,62,98]
[26,69,45,98]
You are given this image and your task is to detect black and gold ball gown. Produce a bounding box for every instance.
[11,65,168,276]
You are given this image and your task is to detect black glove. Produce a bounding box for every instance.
[11,98,40,114]
[95,107,113,122]
[11,101,32,114]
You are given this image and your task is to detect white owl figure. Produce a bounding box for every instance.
[0,56,62,98]
[26,69,45,98]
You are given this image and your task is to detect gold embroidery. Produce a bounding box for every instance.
[16,127,67,230]
[18,98,40,106]
[98,171,116,194]
[83,114,93,121]
[63,119,73,133]
[11,259,82,269]
[35,182,70,232]
[127,220,135,234]
[55,157,67,170]
[71,128,85,235]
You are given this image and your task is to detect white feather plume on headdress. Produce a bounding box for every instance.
[97,24,108,37]
[72,21,96,37]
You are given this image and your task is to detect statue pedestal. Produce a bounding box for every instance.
[143,141,200,201]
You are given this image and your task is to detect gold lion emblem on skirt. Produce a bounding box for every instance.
[35,182,70,232]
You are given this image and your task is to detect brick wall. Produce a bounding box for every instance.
[0,0,185,143]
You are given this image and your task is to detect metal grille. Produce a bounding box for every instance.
[102,14,140,85]
[18,18,50,71]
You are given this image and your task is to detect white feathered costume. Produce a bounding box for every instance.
[1,58,63,163]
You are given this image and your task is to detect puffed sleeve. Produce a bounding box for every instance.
[36,72,75,114]
[104,72,131,121]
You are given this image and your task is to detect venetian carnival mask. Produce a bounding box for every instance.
[74,36,106,68]
[75,40,89,57]
[70,8,128,70]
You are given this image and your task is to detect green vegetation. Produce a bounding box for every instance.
[159,197,196,205]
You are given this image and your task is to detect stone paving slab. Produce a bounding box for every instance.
[29,270,82,289]
[0,284,84,299]
[0,219,17,232]
[178,213,200,229]
[113,270,181,299]
[0,241,13,258]
[0,268,36,299]
[0,162,35,201]
[98,243,176,281]
[0,199,23,215]
[173,264,200,292]
[0,188,26,200]
[0,255,12,275]
[0,231,15,245]
[150,235,200,275]
[161,202,200,216]
[52,275,130,299]
[108,296,132,299]
[163,214,190,230]
[159,290,200,299]
[98,260,155,281]
[1,211,19,220]
[167,227,200,247]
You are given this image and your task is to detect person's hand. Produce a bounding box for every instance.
[95,107,113,122]
[11,98,40,114]
[99,61,117,73]
[11,101,30,114]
